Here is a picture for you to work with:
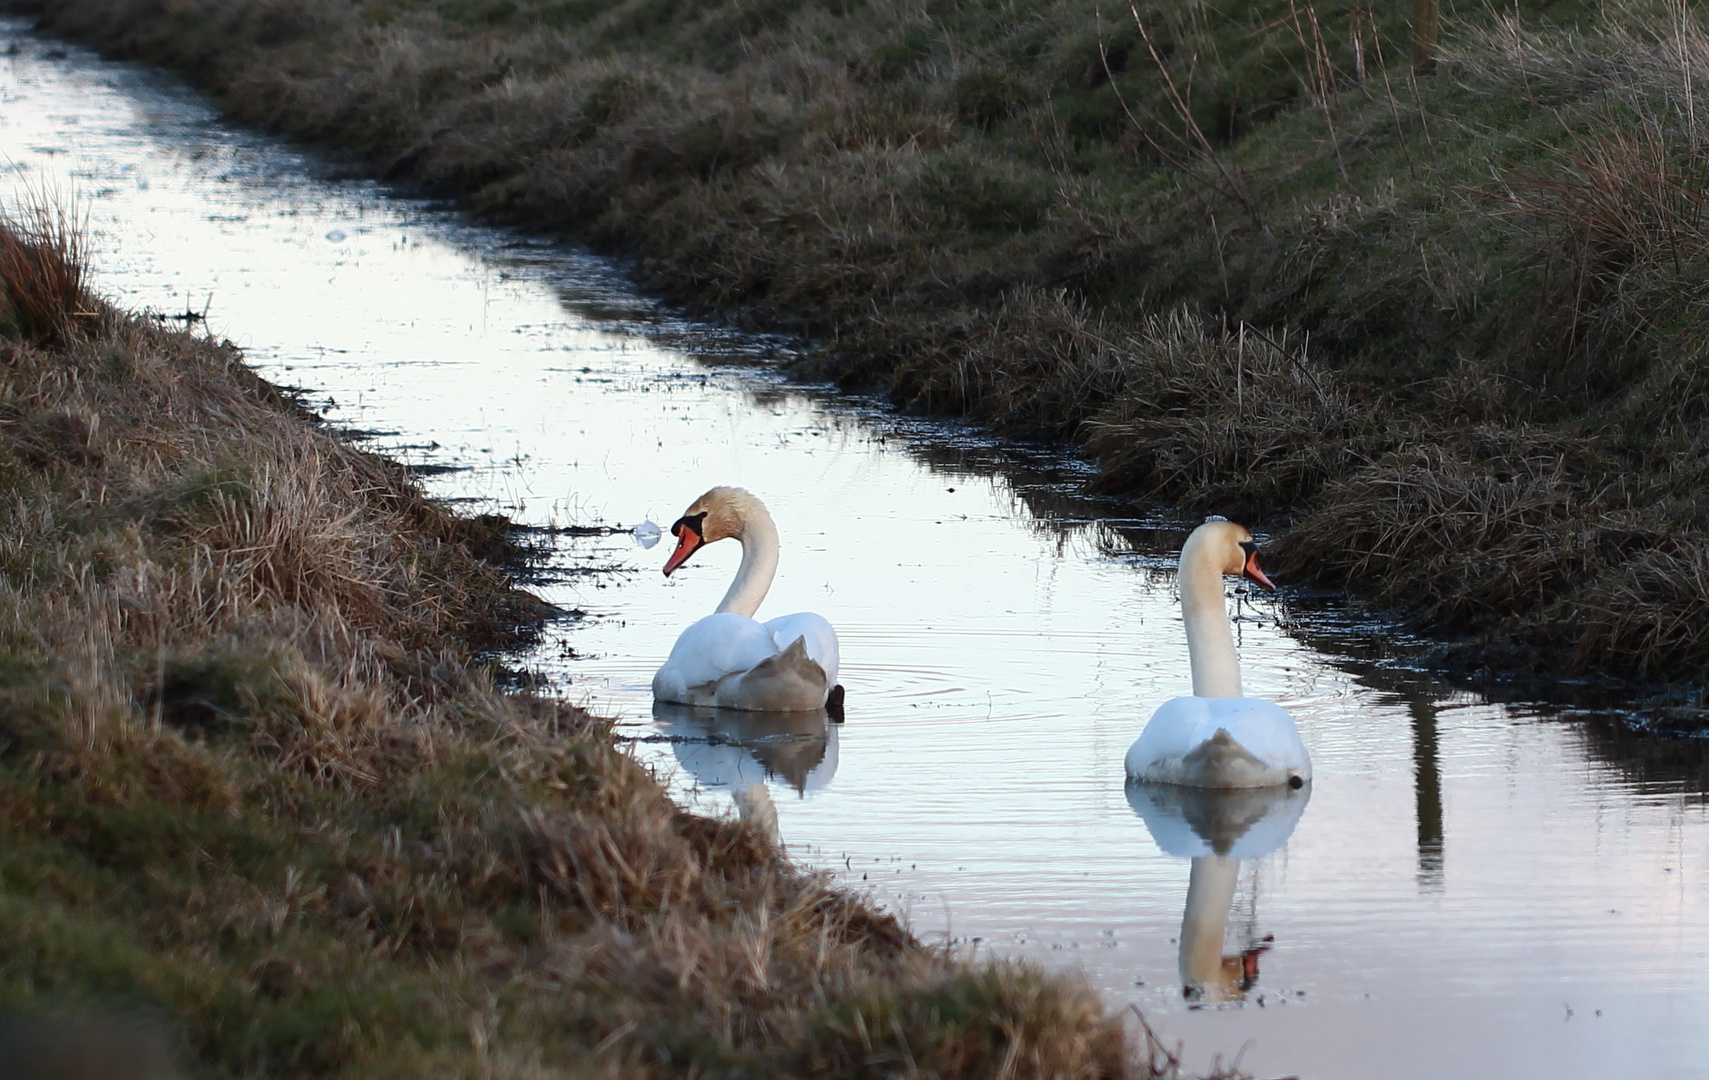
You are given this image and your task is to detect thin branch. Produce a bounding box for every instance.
[1124,1,1268,230]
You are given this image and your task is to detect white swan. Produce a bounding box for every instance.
[653,487,842,713]
[1125,518,1311,788]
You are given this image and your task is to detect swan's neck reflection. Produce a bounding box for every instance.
[730,783,780,844]
[1126,780,1310,1005]
[1180,854,1269,1002]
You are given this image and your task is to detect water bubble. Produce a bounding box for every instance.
[633,520,662,549]
[324,229,347,243]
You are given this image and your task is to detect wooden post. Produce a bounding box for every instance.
[1413,0,1440,73]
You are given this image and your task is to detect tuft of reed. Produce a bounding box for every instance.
[1559,543,1709,677]
[1269,435,1631,628]
[0,199,89,344]
[1083,311,1377,517]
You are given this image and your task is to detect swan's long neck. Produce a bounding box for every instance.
[731,783,780,844]
[716,507,779,618]
[1180,533,1243,698]
[1179,853,1241,992]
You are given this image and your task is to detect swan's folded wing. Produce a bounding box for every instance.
[762,612,839,686]
[654,613,780,699]
[1206,698,1310,775]
[725,637,831,711]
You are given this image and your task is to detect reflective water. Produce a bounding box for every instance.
[6,23,1709,1077]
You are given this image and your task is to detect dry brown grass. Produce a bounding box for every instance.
[856,290,1377,519]
[1269,434,1634,626]
[1492,119,1709,394]
[1083,310,1377,516]
[0,216,1154,1077]
[0,199,89,343]
[1558,543,1709,677]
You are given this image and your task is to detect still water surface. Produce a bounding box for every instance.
[6,23,1709,1077]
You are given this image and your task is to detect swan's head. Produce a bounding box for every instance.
[663,486,766,576]
[1186,517,1275,591]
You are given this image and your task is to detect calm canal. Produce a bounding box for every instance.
[5,21,1709,1078]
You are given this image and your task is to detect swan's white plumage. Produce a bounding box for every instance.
[1124,520,1312,788]
[759,612,840,683]
[652,611,839,706]
[1125,697,1311,788]
[652,487,840,712]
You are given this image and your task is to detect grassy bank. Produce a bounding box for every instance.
[15,0,1709,693]
[0,210,1148,1076]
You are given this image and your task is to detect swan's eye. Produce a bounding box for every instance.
[672,511,707,539]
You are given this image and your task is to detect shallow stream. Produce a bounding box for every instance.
[6,22,1709,1077]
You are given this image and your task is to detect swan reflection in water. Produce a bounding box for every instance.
[1127,781,1311,1004]
[652,702,839,843]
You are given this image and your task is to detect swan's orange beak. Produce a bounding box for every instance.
[1243,546,1276,591]
[663,516,704,576]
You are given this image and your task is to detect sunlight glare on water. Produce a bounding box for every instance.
[5,23,1709,1078]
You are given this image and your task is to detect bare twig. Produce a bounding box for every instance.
[1115,1,1268,230]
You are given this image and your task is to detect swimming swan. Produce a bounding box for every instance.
[1124,519,1311,788]
[653,487,842,713]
